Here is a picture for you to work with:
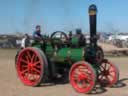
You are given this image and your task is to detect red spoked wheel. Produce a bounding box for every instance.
[98,59,119,87]
[16,47,47,86]
[69,61,96,93]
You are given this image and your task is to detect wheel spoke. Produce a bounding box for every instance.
[33,74,39,81]
[87,75,95,83]
[26,73,31,80]
[22,73,28,80]
[78,68,85,72]
[109,70,115,73]
[33,56,37,63]
[100,65,105,71]
[73,74,79,80]
[33,61,41,66]
[33,68,41,74]
[20,59,28,64]
[88,74,94,80]
[25,55,29,62]
[104,63,108,70]
[86,71,92,76]
[106,64,112,70]
[82,80,87,88]
[108,74,114,78]
[98,67,103,73]
[25,73,29,79]
[106,76,110,82]
[21,68,28,75]
[76,78,81,83]
[73,77,78,81]
[34,65,41,69]
[31,53,36,63]
[100,75,104,80]
[29,74,36,81]
[87,78,93,83]
[27,51,31,60]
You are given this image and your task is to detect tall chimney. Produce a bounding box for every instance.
[88,4,97,45]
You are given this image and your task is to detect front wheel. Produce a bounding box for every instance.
[69,61,96,94]
[98,59,119,87]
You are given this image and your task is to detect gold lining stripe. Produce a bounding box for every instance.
[89,11,96,15]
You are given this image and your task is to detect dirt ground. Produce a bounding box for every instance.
[0,49,128,96]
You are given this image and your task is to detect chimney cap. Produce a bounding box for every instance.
[89,4,97,13]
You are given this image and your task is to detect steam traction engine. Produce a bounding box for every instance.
[15,4,119,94]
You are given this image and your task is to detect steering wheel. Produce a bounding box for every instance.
[50,31,68,48]
[51,31,68,42]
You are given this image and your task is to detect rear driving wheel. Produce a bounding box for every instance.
[69,61,96,93]
[16,47,47,86]
[98,59,119,87]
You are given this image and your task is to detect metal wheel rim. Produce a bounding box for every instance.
[98,59,119,87]
[69,62,96,93]
[17,48,43,86]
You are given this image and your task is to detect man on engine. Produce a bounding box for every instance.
[33,25,43,41]
[76,28,86,46]
[32,25,46,52]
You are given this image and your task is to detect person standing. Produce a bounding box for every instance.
[21,34,30,49]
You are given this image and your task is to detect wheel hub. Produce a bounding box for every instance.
[28,63,34,70]
[102,70,109,76]
[79,73,87,80]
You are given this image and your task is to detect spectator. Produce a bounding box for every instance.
[21,34,30,49]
